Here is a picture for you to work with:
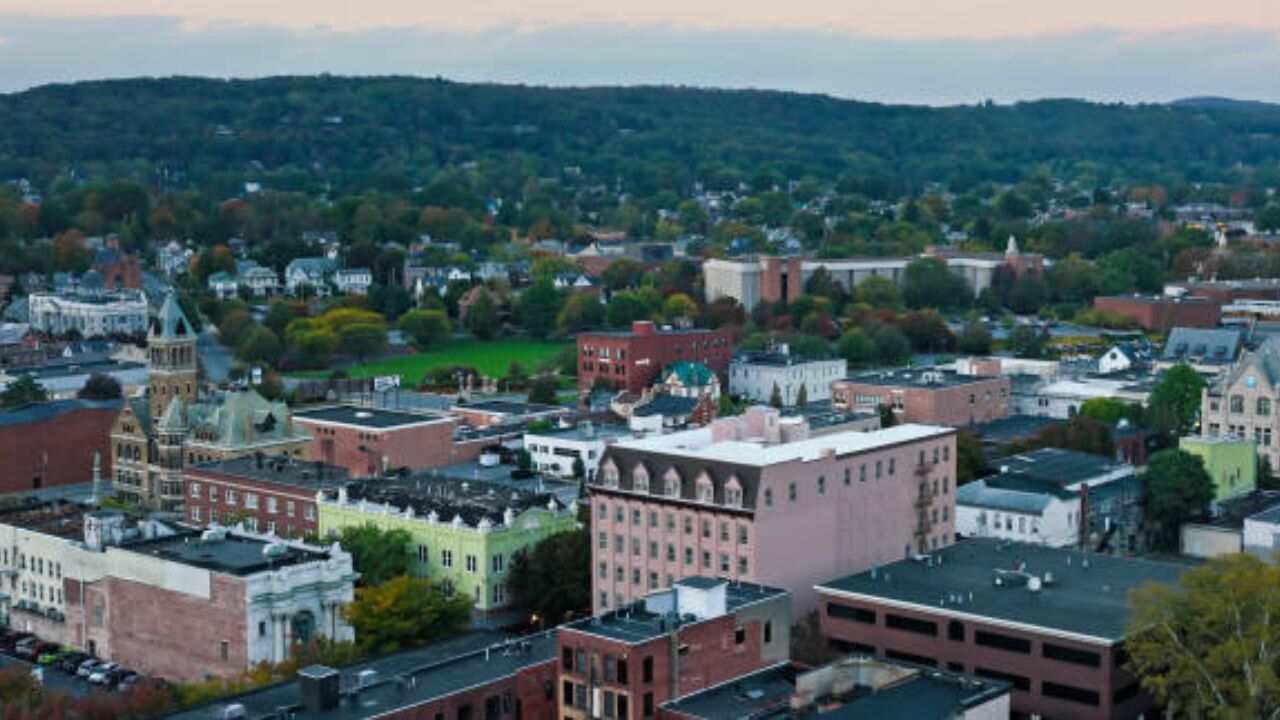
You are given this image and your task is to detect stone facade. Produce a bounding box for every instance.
[1201,344,1280,470]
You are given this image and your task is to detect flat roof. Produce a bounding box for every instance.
[611,422,954,468]
[993,448,1130,486]
[1249,505,1280,525]
[663,660,1010,720]
[293,405,453,430]
[841,368,1001,389]
[334,474,565,527]
[188,455,349,491]
[563,579,786,644]
[816,538,1191,642]
[972,415,1063,445]
[0,499,95,540]
[124,531,332,576]
[732,351,841,367]
[524,422,633,443]
[163,632,546,720]
[454,400,566,416]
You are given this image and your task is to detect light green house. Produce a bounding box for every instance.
[1181,435,1258,503]
[317,479,579,615]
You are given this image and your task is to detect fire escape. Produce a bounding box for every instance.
[913,462,934,551]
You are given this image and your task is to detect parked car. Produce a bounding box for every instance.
[38,646,71,665]
[76,659,102,678]
[89,662,120,685]
[14,637,42,659]
[0,629,30,654]
[110,669,138,690]
[59,652,91,673]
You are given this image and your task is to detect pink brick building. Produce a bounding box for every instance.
[591,407,956,614]
[831,368,1010,427]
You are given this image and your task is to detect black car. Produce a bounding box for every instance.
[59,651,92,673]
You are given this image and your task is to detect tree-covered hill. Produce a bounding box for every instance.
[3,76,1280,196]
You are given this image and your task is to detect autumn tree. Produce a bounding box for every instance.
[397,309,451,350]
[342,575,472,655]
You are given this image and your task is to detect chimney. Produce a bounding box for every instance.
[298,666,340,713]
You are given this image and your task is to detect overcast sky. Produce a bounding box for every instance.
[1,2,1278,103]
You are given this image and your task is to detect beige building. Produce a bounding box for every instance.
[1201,343,1280,469]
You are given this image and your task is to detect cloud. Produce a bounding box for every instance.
[0,14,1277,104]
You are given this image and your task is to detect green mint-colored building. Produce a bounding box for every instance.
[317,477,579,618]
[1180,435,1258,503]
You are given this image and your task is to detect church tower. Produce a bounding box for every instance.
[155,395,188,511]
[148,292,198,427]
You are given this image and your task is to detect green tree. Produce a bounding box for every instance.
[873,325,912,365]
[1148,363,1207,437]
[769,382,783,408]
[1127,554,1280,717]
[527,375,559,405]
[795,383,809,408]
[77,373,122,400]
[341,575,472,655]
[0,375,48,409]
[606,290,653,328]
[1258,204,1280,233]
[397,309,451,350]
[218,308,254,349]
[465,290,500,340]
[957,319,992,355]
[1143,448,1215,550]
[506,530,592,625]
[336,524,412,586]
[955,430,986,485]
[516,278,563,339]
[1007,274,1048,315]
[837,327,877,367]
[556,293,605,334]
[902,258,969,310]
[662,293,698,323]
[1007,324,1048,359]
[263,301,307,338]
[1079,397,1143,426]
[337,323,387,363]
[237,326,282,367]
[855,276,902,309]
[289,329,338,369]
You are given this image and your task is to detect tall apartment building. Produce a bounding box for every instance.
[590,406,956,613]
[577,321,732,395]
[1201,342,1280,470]
[832,367,1010,427]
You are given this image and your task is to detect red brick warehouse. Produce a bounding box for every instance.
[577,321,732,395]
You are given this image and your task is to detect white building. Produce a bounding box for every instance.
[729,350,847,405]
[1097,345,1138,375]
[156,241,194,278]
[28,289,148,338]
[333,268,373,295]
[241,266,280,297]
[284,257,337,296]
[207,272,239,300]
[523,422,633,480]
[955,479,1080,547]
[1243,505,1280,558]
[1013,377,1151,419]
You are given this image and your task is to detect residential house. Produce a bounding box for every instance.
[285,257,338,296]
[1157,326,1244,374]
[333,267,373,295]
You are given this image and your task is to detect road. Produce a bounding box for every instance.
[0,654,98,697]
[196,327,233,383]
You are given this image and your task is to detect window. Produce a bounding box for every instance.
[885,614,937,636]
[1261,398,1273,416]
[632,509,641,525]
[649,541,658,559]
[267,497,278,514]
[189,482,200,498]
[764,489,773,507]
[441,550,454,567]
[788,482,796,502]
[209,486,217,501]
[642,656,654,683]
[1043,643,1101,667]
[684,548,693,565]
[225,489,236,504]
[719,553,730,572]
[827,603,875,623]
[492,554,505,573]
[304,505,315,521]
[738,526,749,544]
[1231,394,1245,413]
[975,630,1031,654]
[875,461,882,479]
[735,627,746,644]
[244,493,258,509]
[763,621,773,643]
[888,458,895,475]
[948,620,964,641]
[817,476,825,495]
[885,648,936,667]
[860,465,867,482]
[286,501,295,517]
[616,658,628,684]
[598,532,608,549]
[844,468,851,485]
[220,641,229,661]
[701,520,711,538]
[1042,681,1100,707]
[701,551,711,568]
[974,667,1030,691]
[738,556,748,575]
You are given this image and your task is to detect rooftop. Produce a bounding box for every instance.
[841,367,1001,389]
[733,350,841,367]
[971,415,1063,446]
[293,405,453,430]
[563,578,786,644]
[0,499,95,540]
[0,398,122,427]
[1097,293,1217,305]
[454,399,566,416]
[524,421,633,443]
[330,474,566,527]
[816,538,1191,642]
[992,448,1131,486]
[124,529,333,576]
[188,454,349,492]
[1161,327,1243,364]
[163,632,547,720]
[664,658,1010,720]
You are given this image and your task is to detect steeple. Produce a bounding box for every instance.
[147,291,199,428]
[1005,235,1019,257]
[151,291,195,340]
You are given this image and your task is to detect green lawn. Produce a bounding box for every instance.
[297,340,570,386]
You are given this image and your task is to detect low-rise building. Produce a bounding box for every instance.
[1180,490,1280,558]
[0,399,121,497]
[816,539,1184,720]
[729,350,846,406]
[1201,342,1280,470]
[450,399,570,429]
[183,454,349,536]
[333,267,373,295]
[0,501,355,681]
[656,361,721,402]
[318,476,579,617]
[293,405,463,478]
[1243,505,1280,559]
[207,271,239,300]
[1013,376,1152,419]
[577,321,732,395]
[284,257,338,296]
[240,265,280,297]
[1093,293,1221,332]
[832,367,1009,427]
[1158,326,1243,374]
[27,288,148,338]
[592,406,957,613]
[1180,435,1257,504]
[524,421,633,480]
[955,476,1081,547]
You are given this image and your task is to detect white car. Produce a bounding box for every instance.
[88,662,119,685]
[76,659,101,678]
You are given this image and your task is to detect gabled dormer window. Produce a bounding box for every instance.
[633,464,650,493]
[663,468,681,497]
[601,460,619,489]
[725,476,743,508]
[696,473,714,504]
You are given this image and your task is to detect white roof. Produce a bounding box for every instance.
[611,422,953,467]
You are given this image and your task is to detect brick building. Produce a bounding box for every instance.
[0,398,120,496]
[815,539,1184,720]
[831,367,1010,427]
[0,502,355,682]
[92,238,142,291]
[1093,294,1221,332]
[293,405,462,478]
[183,454,349,537]
[592,406,956,613]
[577,321,732,395]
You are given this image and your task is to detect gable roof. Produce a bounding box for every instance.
[663,361,715,387]
[1162,327,1242,364]
[597,444,763,510]
[150,292,194,340]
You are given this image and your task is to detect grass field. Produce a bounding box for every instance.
[297,340,571,386]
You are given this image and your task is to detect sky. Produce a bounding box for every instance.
[1,1,1279,103]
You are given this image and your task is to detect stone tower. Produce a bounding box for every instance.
[155,395,188,510]
[148,291,198,428]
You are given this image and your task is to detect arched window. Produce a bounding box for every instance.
[724,476,743,508]
[601,460,619,488]
[633,464,649,493]
[663,468,681,497]
[696,473,714,503]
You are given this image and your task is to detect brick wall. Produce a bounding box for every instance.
[298,417,460,478]
[0,403,118,496]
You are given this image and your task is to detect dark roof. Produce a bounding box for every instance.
[0,398,122,427]
[124,531,333,576]
[816,538,1191,641]
[334,474,563,527]
[992,448,1128,486]
[1161,327,1243,364]
[842,367,1000,389]
[189,455,349,492]
[563,579,786,644]
[1195,490,1280,530]
[733,350,835,367]
[456,400,565,416]
[294,405,452,430]
[596,444,763,510]
[972,415,1063,445]
[663,661,1010,720]
[632,393,698,417]
[163,632,542,720]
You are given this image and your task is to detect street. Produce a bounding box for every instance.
[196,326,233,383]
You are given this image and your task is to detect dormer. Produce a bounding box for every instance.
[663,467,681,498]
[724,475,743,508]
[601,459,620,489]
[696,472,714,504]
[633,463,650,493]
